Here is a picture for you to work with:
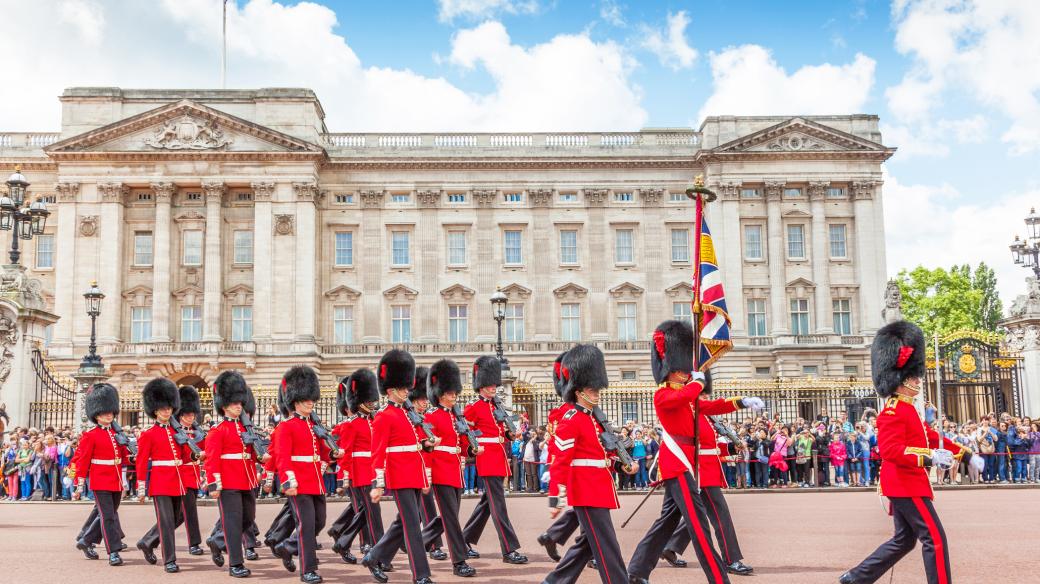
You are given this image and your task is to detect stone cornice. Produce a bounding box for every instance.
[695,150,895,163]
[321,158,697,171]
[417,189,441,208]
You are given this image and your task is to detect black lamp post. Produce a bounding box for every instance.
[2,167,50,265]
[81,280,104,368]
[490,287,509,369]
[1010,207,1040,279]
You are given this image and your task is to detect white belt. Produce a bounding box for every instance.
[699,448,721,455]
[91,458,118,466]
[571,459,609,468]
[434,445,461,454]
[291,455,320,463]
[477,437,503,444]
[386,445,420,453]
[150,460,182,467]
[220,453,250,460]
[352,451,371,458]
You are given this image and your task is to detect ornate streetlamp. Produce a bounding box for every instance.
[490,287,509,370]
[82,280,104,368]
[2,167,50,265]
[1009,208,1040,279]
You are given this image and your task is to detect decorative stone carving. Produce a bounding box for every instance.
[98,182,128,204]
[765,133,829,151]
[640,188,664,206]
[529,189,553,207]
[144,115,233,150]
[764,181,786,200]
[1009,277,1040,317]
[808,181,829,201]
[383,284,419,301]
[500,283,532,300]
[609,282,645,299]
[174,210,206,224]
[0,315,17,388]
[717,183,739,201]
[360,190,384,209]
[150,181,175,203]
[293,182,319,202]
[274,214,295,236]
[78,215,99,237]
[323,285,362,301]
[472,189,497,208]
[852,181,877,200]
[185,268,200,287]
[417,190,441,208]
[440,284,476,300]
[553,282,589,299]
[55,182,80,203]
[665,282,693,298]
[202,181,226,203]
[881,279,903,324]
[584,188,608,207]
[0,266,45,310]
[250,181,275,202]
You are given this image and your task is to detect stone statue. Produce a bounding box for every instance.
[1009,277,1040,317]
[0,316,18,388]
[882,280,903,324]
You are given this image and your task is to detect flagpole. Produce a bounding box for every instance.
[686,176,717,495]
[221,0,228,89]
[934,332,943,451]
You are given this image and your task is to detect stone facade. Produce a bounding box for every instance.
[0,88,894,390]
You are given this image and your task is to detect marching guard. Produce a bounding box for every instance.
[411,366,446,561]
[72,383,131,566]
[840,321,981,584]
[537,351,579,562]
[461,356,527,564]
[544,344,636,584]
[266,388,301,573]
[361,349,437,584]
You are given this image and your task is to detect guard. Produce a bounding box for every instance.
[537,351,579,562]
[411,366,446,562]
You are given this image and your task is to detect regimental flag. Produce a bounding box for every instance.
[693,219,733,369]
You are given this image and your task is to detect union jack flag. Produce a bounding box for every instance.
[693,218,733,369]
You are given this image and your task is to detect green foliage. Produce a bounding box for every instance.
[894,262,1003,338]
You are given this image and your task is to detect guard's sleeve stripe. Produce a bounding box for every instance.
[555,437,575,451]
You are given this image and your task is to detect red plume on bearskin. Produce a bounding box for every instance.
[428,359,462,404]
[377,349,415,395]
[345,368,379,412]
[650,319,694,384]
[560,344,609,403]
[472,355,501,390]
[85,382,120,423]
[142,377,180,419]
[551,351,569,398]
[871,320,926,398]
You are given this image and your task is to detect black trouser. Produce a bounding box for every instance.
[147,495,184,564]
[422,484,467,563]
[419,488,443,551]
[210,516,260,552]
[338,484,383,551]
[217,489,256,567]
[265,501,296,547]
[142,491,198,552]
[664,486,744,565]
[628,472,730,584]
[462,475,520,554]
[847,497,951,584]
[545,508,580,545]
[369,488,430,581]
[751,461,768,487]
[82,490,123,554]
[817,459,830,486]
[328,497,357,541]
[289,494,326,574]
[79,505,125,544]
[544,507,627,584]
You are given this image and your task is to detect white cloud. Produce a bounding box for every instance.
[436,0,537,23]
[0,0,645,132]
[887,0,1040,154]
[640,11,697,71]
[58,0,105,46]
[881,115,987,158]
[697,45,875,122]
[599,0,625,27]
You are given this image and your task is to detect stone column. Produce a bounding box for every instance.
[765,181,789,334]
[251,182,274,342]
[585,189,608,341]
[52,183,79,353]
[150,182,175,342]
[1001,315,1040,417]
[473,189,496,341]
[417,190,441,342]
[717,183,745,335]
[639,188,665,326]
[852,181,880,334]
[809,182,833,334]
[293,183,318,343]
[530,189,553,341]
[202,182,225,342]
[360,190,384,343]
[97,183,127,343]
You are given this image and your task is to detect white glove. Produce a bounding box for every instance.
[741,397,765,410]
[689,371,706,384]
[932,449,954,470]
[970,453,985,472]
[541,470,550,483]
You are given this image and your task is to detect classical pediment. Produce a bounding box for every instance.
[553,282,589,299]
[171,284,204,302]
[440,284,476,300]
[785,277,816,290]
[499,283,532,300]
[223,284,254,304]
[121,285,153,302]
[703,118,895,161]
[383,284,419,301]
[324,285,362,301]
[782,208,812,218]
[665,282,693,298]
[45,99,325,160]
[609,281,645,298]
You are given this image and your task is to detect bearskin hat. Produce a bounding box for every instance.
[176,385,202,419]
[342,368,379,413]
[244,386,257,417]
[428,359,462,405]
[560,344,609,403]
[85,382,120,423]
[410,366,430,403]
[336,375,351,417]
[213,370,250,416]
[276,379,291,417]
[871,320,926,398]
[378,349,416,395]
[551,351,569,398]
[142,378,180,419]
[472,355,501,390]
[651,319,694,384]
[281,365,321,412]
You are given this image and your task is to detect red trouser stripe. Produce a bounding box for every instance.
[393,492,418,581]
[153,498,166,563]
[96,495,111,554]
[677,476,725,583]
[289,496,309,574]
[704,489,731,563]
[217,495,228,556]
[911,497,948,584]
[484,477,511,551]
[432,487,458,563]
[581,507,612,584]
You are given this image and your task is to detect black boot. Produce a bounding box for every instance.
[300,571,323,583]
[728,560,754,575]
[229,564,251,578]
[188,545,204,556]
[537,532,560,561]
[361,554,389,584]
[588,559,598,569]
[108,553,123,567]
[244,547,259,561]
[165,562,180,573]
[275,543,296,573]
[137,540,157,565]
[839,572,858,584]
[414,578,435,584]
[628,576,649,584]
[429,548,448,561]
[453,562,477,577]
[465,546,480,559]
[76,539,98,560]
[207,538,225,568]
[661,550,687,568]
[502,550,528,564]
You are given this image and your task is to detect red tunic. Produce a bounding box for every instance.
[546,403,575,497]
[178,428,204,491]
[71,425,131,493]
[655,380,746,482]
[334,415,376,487]
[263,425,280,475]
[878,395,968,499]
[274,414,332,495]
[371,403,429,491]
[136,423,187,497]
[203,418,259,491]
[694,397,742,488]
[425,407,464,488]
[550,406,619,509]
[464,398,510,477]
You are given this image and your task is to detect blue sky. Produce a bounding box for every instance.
[2,0,1038,304]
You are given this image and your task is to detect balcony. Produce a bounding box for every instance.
[0,132,60,151]
[107,342,256,355]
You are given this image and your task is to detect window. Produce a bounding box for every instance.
[137,192,153,202]
[744,225,763,260]
[333,306,354,344]
[673,302,692,324]
[829,224,847,258]
[833,299,852,335]
[390,193,410,203]
[504,192,523,203]
[504,230,523,265]
[617,302,636,341]
[784,188,803,198]
[614,191,633,202]
[44,325,53,347]
[233,230,253,264]
[391,231,410,266]
[236,192,253,202]
[786,224,805,259]
[561,303,581,341]
[391,305,411,343]
[755,367,771,376]
[447,231,467,265]
[131,307,152,343]
[670,229,690,262]
[615,229,634,263]
[231,306,252,342]
[747,299,767,337]
[790,299,810,335]
[334,193,354,204]
[844,365,860,375]
[186,192,202,201]
[670,191,685,202]
[740,188,761,198]
[335,232,354,267]
[35,234,54,269]
[447,193,466,203]
[826,187,845,198]
[559,192,578,203]
[559,230,578,264]
[621,371,637,381]
[802,365,819,376]
[504,304,524,341]
[449,305,468,342]
[182,230,203,265]
[134,232,153,266]
[180,306,202,342]
[621,401,640,423]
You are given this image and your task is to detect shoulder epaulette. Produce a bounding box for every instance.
[885,397,899,410]
[563,409,577,420]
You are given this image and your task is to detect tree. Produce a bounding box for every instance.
[973,262,1004,331]
[894,263,1002,339]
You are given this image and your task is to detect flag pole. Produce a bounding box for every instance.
[686,176,717,495]
[934,332,943,451]
[221,0,228,89]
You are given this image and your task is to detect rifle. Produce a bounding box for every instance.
[452,404,482,454]
[309,412,340,470]
[239,412,269,459]
[590,407,635,469]
[403,399,437,445]
[111,420,138,457]
[190,421,207,449]
[491,396,520,437]
[170,416,202,459]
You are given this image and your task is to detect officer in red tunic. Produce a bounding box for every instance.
[265,389,301,573]
[537,351,579,562]
[72,383,131,566]
[840,321,978,584]
[133,378,188,573]
[420,359,478,578]
[362,349,438,584]
[461,356,527,564]
[326,375,359,563]
[204,371,259,578]
[411,367,447,562]
[545,344,636,584]
[628,320,763,584]
[275,365,339,584]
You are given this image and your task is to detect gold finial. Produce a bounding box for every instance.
[694,174,705,188]
[90,279,98,286]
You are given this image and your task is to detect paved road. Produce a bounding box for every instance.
[1,488,1035,583]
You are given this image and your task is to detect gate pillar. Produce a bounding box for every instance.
[0,265,60,428]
